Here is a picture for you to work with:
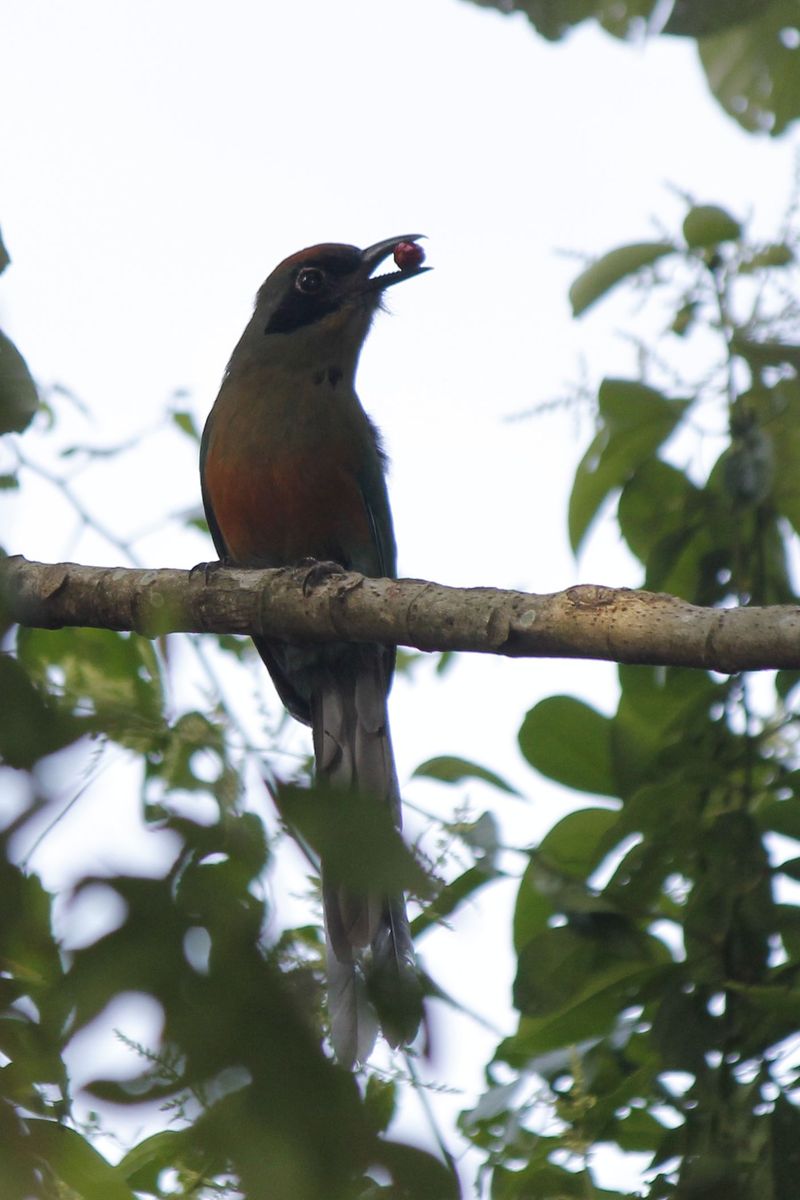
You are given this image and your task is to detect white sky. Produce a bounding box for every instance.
[3,0,800,1192]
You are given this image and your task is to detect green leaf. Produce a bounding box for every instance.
[175,855,266,935]
[536,806,621,877]
[67,875,189,1033]
[492,0,600,42]
[277,784,430,895]
[725,980,800,1018]
[664,0,767,37]
[0,329,38,435]
[499,965,665,1070]
[612,664,721,798]
[617,458,702,573]
[185,512,210,535]
[413,755,519,794]
[519,695,616,795]
[517,858,617,920]
[497,988,620,1067]
[171,409,200,441]
[188,1079,373,1200]
[26,1120,136,1200]
[731,336,800,370]
[473,0,660,44]
[414,861,501,938]
[514,918,661,1019]
[740,242,795,271]
[776,669,800,701]
[741,380,800,536]
[671,299,699,336]
[682,204,742,247]
[0,228,9,275]
[758,798,800,841]
[650,974,716,1073]
[0,865,64,994]
[613,1107,670,1155]
[569,378,691,553]
[17,627,165,747]
[118,1129,192,1190]
[0,656,84,768]
[617,461,736,606]
[376,1139,460,1199]
[214,631,252,659]
[698,0,800,135]
[492,1161,614,1199]
[434,649,458,675]
[522,888,668,1018]
[719,425,774,506]
[364,1075,397,1136]
[569,241,674,316]
[774,904,800,961]
[596,0,661,39]
[767,1096,800,1199]
[154,709,228,793]
[513,857,559,953]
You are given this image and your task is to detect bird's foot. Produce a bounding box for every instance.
[190,557,230,585]
[299,557,346,596]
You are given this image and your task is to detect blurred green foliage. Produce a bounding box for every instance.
[0,229,38,440]
[461,200,800,1197]
[0,620,465,1195]
[463,0,800,135]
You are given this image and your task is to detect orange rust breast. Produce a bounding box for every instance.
[203,429,375,570]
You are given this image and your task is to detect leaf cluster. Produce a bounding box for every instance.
[1,614,462,1197]
[460,199,800,1197]
[463,0,800,134]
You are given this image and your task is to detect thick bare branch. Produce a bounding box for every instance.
[2,554,800,673]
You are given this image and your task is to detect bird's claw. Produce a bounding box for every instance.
[190,558,230,585]
[299,558,346,596]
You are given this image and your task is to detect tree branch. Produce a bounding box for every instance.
[2,555,800,673]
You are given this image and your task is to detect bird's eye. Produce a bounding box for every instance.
[295,267,325,294]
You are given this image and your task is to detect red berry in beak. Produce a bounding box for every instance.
[393,241,425,271]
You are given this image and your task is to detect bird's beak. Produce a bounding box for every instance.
[360,234,430,292]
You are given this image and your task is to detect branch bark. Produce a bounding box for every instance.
[2,555,800,673]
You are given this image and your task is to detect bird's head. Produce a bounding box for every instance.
[252,235,428,349]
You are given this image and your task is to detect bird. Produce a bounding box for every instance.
[200,235,429,1066]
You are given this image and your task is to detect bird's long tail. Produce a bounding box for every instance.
[311,646,420,1067]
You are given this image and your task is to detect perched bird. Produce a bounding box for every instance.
[200,235,429,1065]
